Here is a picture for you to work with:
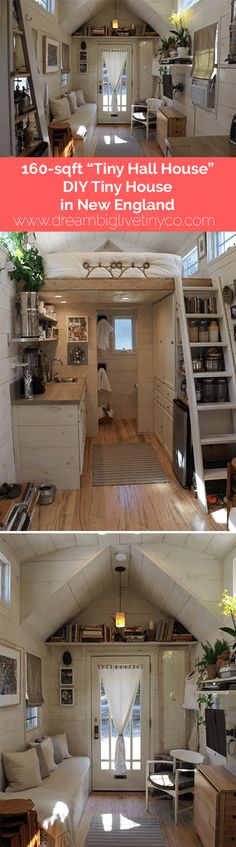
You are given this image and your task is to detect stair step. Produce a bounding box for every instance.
[183,286,213,292]
[185,314,222,319]
[189,342,225,347]
[204,468,227,481]
[193,372,232,379]
[197,403,236,410]
[201,434,236,445]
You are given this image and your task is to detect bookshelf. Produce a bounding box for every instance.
[7,0,49,156]
[46,619,196,646]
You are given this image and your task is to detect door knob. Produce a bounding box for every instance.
[99,83,102,93]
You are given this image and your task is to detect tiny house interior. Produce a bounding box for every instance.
[0,530,236,846]
[1,0,236,156]
[1,230,236,532]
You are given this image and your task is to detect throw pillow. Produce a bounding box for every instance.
[51,733,72,764]
[3,749,42,792]
[67,91,77,114]
[75,89,85,107]
[29,742,51,779]
[50,97,71,120]
[40,736,57,772]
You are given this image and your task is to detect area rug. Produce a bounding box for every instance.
[85,815,165,846]
[95,133,141,157]
[93,443,169,485]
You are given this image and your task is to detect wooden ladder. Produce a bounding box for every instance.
[175,275,236,513]
[9,0,50,155]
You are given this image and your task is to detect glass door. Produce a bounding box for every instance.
[97,46,132,123]
[92,656,150,790]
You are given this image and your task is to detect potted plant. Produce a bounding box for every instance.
[197,638,230,680]
[159,35,177,60]
[0,232,45,338]
[169,11,190,58]
[219,590,236,665]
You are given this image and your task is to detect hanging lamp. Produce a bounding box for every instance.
[112,0,119,30]
[115,565,126,628]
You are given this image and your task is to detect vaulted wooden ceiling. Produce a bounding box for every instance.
[2,533,234,645]
[59,0,172,36]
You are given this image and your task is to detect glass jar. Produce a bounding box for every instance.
[202,378,216,403]
[189,320,199,342]
[209,320,219,342]
[208,295,217,314]
[199,320,209,342]
[195,382,202,403]
[215,378,228,402]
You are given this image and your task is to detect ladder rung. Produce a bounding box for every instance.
[204,468,227,481]
[198,403,236,410]
[184,314,222,319]
[189,342,226,347]
[193,372,232,379]
[201,434,236,445]
[183,286,213,292]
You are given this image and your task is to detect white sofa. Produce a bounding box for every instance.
[0,755,90,847]
[49,91,97,155]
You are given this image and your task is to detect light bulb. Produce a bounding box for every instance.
[115,611,126,628]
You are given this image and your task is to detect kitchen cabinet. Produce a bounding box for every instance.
[156,106,186,156]
[194,766,236,847]
[12,385,87,490]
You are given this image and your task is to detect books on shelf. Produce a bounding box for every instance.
[47,618,194,644]
[155,618,193,642]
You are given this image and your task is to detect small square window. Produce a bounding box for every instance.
[0,555,11,605]
[113,317,135,352]
[61,72,70,88]
[182,246,199,277]
[26,706,38,731]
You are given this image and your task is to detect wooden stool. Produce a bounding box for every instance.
[0,799,40,847]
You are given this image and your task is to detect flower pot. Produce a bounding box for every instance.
[206,663,217,679]
[177,46,188,58]
[216,650,230,676]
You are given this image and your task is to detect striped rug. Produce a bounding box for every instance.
[93,443,169,486]
[85,815,165,846]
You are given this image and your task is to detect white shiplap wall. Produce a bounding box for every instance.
[0,246,18,484]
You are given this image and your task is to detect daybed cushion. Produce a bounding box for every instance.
[75,89,85,106]
[67,92,77,114]
[50,97,71,120]
[30,737,57,774]
[52,733,72,764]
[3,748,42,792]
[0,756,90,847]
[64,104,97,139]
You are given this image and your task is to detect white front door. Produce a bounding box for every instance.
[97,46,132,123]
[92,655,150,790]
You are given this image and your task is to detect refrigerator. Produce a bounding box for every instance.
[172,399,193,488]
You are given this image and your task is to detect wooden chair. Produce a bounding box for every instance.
[146,750,204,825]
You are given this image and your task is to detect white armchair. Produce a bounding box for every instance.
[146,751,204,825]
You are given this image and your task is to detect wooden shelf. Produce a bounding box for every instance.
[15,106,36,124]
[10,336,57,343]
[184,314,222,319]
[46,640,196,647]
[12,69,30,76]
[39,313,58,324]
[189,342,225,347]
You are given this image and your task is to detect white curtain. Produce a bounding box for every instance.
[101,666,141,774]
[103,50,127,115]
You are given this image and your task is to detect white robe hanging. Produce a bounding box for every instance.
[97,319,113,351]
[97,368,112,392]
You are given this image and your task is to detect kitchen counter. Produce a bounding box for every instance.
[166,135,236,157]
[12,380,86,405]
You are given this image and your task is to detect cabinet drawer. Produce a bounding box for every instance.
[225,795,236,812]
[18,425,79,449]
[16,404,78,427]
[19,447,80,473]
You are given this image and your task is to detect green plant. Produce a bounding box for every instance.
[218,590,236,651]
[0,232,44,292]
[198,638,229,668]
[159,35,177,58]
[169,11,189,48]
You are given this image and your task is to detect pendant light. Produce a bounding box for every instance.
[115,565,126,628]
[112,0,119,30]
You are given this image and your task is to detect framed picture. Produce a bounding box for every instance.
[231,305,236,320]
[67,316,88,342]
[198,233,207,260]
[80,51,87,61]
[60,687,74,706]
[43,37,59,73]
[0,645,20,707]
[60,667,74,686]
[80,63,87,74]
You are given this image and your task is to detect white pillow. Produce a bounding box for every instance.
[40,737,57,772]
[50,97,71,120]
[3,749,42,792]
[67,91,77,114]
[51,733,72,763]
[75,89,85,107]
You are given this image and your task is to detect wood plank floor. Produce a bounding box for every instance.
[31,419,225,532]
[77,792,201,847]
[89,124,160,157]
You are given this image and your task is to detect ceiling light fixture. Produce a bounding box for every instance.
[115,565,126,628]
[112,0,119,29]
[61,300,67,303]
[55,295,62,298]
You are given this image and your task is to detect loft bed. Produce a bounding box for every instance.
[43,252,183,280]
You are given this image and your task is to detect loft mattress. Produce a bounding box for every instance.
[43,252,183,279]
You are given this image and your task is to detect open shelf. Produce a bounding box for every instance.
[46,640,197,647]
[15,106,37,124]
[39,313,58,325]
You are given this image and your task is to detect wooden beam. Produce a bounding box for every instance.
[43,277,212,293]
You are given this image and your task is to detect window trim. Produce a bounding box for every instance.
[26,705,39,732]
[182,245,199,277]
[0,554,11,607]
[207,232,236,262]
[112,315,136,354]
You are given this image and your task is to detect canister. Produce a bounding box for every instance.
[199,320,209,342]
[189,320,199,342]
[202,378,216,403]
[209,320,219,342]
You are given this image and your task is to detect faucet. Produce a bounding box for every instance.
[48,357,64,382]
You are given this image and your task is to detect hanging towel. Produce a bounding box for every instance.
[97,367,112,392]
[97,318,113,351]
[183,671,198,711]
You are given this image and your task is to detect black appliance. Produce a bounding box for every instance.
[205,709,227,759]
[229,113,236,145]
[172,399,193,488]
